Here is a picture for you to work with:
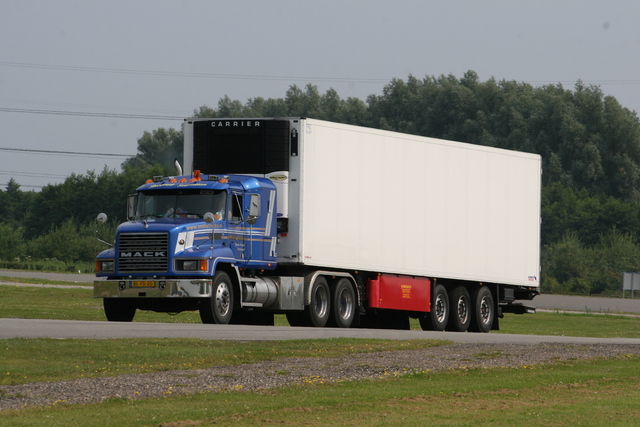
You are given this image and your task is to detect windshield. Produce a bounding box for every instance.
[136,189,226,220]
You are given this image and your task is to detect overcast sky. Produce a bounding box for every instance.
[1,0,639,190]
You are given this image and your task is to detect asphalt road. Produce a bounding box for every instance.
[0,269,95,284]
[2,269,639,345]
[1,318,640,345]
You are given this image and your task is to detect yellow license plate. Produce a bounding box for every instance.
[131,280,155,288]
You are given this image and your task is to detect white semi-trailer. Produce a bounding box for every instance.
[95,118,541,332]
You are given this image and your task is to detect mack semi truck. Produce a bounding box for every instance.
[94,117,541,332]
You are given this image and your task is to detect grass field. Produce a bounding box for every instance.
[1,276,640,425]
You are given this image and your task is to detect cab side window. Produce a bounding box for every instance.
[230,194,243,221]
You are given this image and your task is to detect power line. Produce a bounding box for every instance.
[0,147,133,158]
[0,107,183,120]
[2,182,43,189]
[3,61,640,87]
[0,170,67,178]
[0,61,389,84]
[0,97,187,116]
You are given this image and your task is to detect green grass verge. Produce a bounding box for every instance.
[2,353,639,426]
[0,284,203,323]
[496,311,640,338]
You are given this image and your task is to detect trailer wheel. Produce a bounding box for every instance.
[330,278,356,328]
[419,284,449,331]
[304,276,330,327]
[199,272,234,324]
[446,286,471,332]
[469,286,494,333]
[103,298,136,322]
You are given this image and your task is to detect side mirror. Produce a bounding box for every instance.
[95,213,108,224]
[94,213,113,248]
[127,194,137,220]
[247,194,260,225]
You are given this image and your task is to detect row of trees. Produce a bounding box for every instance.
[2,71,640,294]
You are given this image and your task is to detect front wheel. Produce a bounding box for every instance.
[104,298,136,322]
[199,272,234,324]
[304,276,330,327]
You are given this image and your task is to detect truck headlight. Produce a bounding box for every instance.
[181,260,198,271]
[176,259,208,272]
[97,260,115,273]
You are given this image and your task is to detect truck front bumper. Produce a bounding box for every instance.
[94,279,213,298]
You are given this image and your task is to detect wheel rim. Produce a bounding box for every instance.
[434,293,446,323]
[313,285,329,318]
[215,282,231,316]
[337,287,354,320]
[479,295,491,325]
[456,296,468,323]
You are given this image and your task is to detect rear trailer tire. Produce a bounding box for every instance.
[103,298,136,322]
[304,276,330,327]
[469,286,494,333]
[330,278,356,328]
[199,272,234,324]
[419,284,449,331]
[446,286,471,332]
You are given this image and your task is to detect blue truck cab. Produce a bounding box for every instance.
[94,172,278,322]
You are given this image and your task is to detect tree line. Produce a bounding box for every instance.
[2,70,640,295]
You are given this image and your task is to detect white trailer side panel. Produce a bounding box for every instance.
[295,119,540,288]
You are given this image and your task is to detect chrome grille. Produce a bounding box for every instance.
[118,232,169,273]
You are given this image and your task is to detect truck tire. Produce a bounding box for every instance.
[446,286,471,332]
[199,271,234,324]
[103,298,136,322]
[285,312,306,327]
[468,286,494,333]
[304,276,330,327]
[330,278,356,328]
[419,284,449,331]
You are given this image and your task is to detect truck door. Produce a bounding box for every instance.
[228,192,246,262]
[228,190,277,267]
[244,191,276,266]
